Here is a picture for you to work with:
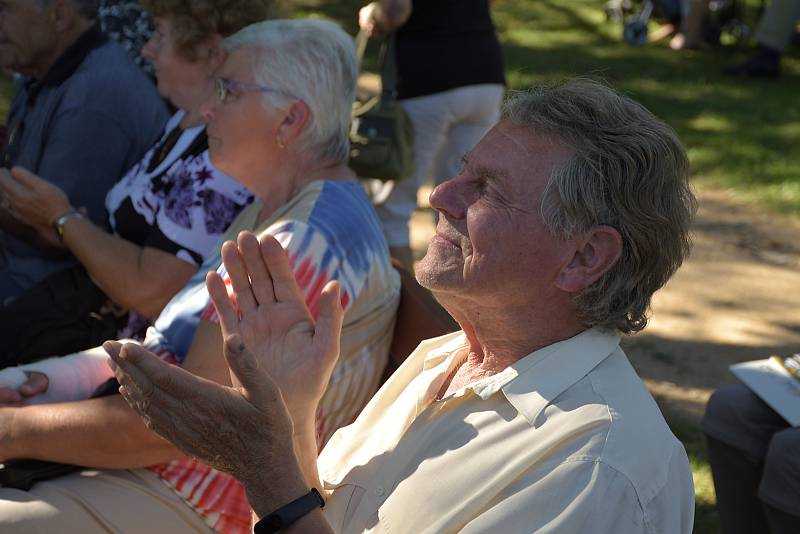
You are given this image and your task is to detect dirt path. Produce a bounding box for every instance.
[409,187,800,424]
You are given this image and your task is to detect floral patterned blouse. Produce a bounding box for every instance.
[98,0,154,74]
[106,110,254,267]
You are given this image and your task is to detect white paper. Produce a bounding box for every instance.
[730,358,800,427]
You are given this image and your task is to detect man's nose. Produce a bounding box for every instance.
[429,176,469,220]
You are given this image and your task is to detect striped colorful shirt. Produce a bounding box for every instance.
[142,180,400,533]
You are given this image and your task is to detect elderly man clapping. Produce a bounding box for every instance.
[109,78,698,533]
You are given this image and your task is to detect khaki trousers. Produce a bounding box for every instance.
[0,468,214,533]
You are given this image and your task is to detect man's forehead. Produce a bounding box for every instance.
[467,121,572,179]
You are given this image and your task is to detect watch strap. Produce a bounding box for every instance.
[254,487,325,533]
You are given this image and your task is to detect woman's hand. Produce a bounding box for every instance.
[359,2,386,38]
[206,231,344,424]
[358,0,412,37]
[0,166,74,229]
[0,371,49,406]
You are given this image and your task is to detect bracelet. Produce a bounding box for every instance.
[52,210,83,242]
[253,487,325,533]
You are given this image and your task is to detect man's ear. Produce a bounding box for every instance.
[555,225,622,293]
[276,100,311,148]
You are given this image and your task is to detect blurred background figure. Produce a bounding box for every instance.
[725,0,800,78]
[703,382,800,533]
[0,0,167,301]
[359,0,505,269]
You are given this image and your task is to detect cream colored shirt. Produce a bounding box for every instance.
[318,328,695,534]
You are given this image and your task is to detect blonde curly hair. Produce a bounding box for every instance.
[140,0,276,60]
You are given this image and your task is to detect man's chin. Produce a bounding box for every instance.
[414,253,462,293]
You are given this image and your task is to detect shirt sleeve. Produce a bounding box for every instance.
[36,107,134,227]
[459,460,656,534]
[200,221,352,323]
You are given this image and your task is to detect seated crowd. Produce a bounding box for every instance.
[4,1,788,534]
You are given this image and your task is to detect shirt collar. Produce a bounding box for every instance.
[502,328,621,427]
[27,24,108,100]
[422,332,467,371]
[421,328,621,421]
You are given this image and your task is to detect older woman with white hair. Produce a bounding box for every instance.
[0,19,399,534]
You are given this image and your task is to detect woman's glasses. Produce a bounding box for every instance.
[214,77,294,103]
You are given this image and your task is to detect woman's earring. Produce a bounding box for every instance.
[276,137,286,149]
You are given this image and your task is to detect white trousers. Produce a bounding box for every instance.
[374,84,504,247]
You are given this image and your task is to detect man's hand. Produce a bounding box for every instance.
[0,166,73,240]
[104,337,308,511]
[206,232,344,424]
[0,371,49,406]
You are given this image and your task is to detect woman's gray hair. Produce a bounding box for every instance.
[223,19,357,163]
[503,78,697,334]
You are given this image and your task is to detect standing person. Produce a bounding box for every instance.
[724,0,800,78]
[359,0,505,269]
[0,0,168,301]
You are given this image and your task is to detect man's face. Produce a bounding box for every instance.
[0,0,56,76]
[415,121,576,309]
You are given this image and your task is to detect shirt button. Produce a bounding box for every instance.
[375,486,386,497]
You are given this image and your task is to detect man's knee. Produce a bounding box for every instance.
[760,428,800,517]
[704,382,762,429]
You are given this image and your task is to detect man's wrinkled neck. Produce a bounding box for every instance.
[437,290,585,373]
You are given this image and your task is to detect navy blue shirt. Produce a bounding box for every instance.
[0,25,168,300]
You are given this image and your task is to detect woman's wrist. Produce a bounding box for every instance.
[51,209,84,243]
[49,206,79,227]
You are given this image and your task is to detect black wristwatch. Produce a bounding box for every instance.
[254,488,325,533]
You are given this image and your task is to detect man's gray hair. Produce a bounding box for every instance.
[223,19,357,163]
[503,78,697,334]
[39,0,98,20]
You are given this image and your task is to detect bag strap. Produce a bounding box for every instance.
[354,29,400,98]
[380,34,399,98]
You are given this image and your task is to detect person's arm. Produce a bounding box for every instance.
[57,214,197,318]
[0,166,197,318]
[0,394,175,467]
[359,0,412,37]
[0,320,229,467]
